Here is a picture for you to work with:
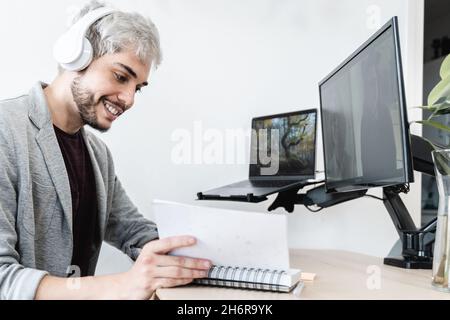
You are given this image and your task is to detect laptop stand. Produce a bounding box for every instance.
[197,180,323,204]
[197,192,268,203]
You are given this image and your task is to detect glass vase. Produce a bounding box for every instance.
[431,149,450,292]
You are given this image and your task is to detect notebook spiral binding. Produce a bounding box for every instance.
[194,265,288,292]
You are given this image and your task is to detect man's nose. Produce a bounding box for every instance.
[118,87,135,109]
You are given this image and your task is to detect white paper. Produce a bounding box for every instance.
[152,200,290,271]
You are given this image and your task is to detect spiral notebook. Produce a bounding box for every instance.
[196,266,301,292]
[153,200,302,293]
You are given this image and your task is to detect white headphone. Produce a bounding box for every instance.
[53,7,117,72]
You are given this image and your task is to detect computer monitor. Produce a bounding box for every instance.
[319,16,414,193]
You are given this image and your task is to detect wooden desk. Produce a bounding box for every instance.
[156,249,450,300]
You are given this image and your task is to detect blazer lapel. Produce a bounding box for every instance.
[35,125,73,234]
[82,129,107,237]
[29,82,73,235]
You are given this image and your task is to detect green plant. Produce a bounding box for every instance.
[414,54,450,142]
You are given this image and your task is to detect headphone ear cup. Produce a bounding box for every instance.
[54,7,116,72]
[60,37,93,72]
[77,37,94,71]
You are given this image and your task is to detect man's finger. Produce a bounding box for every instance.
[153,266,208,279]
[143,236,196,254]
[153,278,194,290]
[147,254,212,270]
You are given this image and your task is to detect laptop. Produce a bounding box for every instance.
[197,109,318,201]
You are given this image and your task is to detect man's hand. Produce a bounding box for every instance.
[35,236,210,300]
[118,235,212,300]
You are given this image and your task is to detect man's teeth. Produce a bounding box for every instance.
[104,101,121,116]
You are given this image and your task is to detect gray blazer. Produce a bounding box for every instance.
[0,82,159,299]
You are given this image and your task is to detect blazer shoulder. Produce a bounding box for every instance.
[0,95,30,138]
[0,94,30,117]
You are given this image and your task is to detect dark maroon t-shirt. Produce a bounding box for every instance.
[54,125,100,276]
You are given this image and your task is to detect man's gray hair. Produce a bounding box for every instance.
[64,0,162,70]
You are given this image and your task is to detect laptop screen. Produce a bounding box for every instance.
[249,109,317,178]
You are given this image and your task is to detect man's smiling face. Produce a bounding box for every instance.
[70,50,151,132]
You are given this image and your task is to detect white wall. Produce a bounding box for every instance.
[0,0,423,275]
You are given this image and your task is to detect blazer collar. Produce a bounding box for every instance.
[28,82,52,130]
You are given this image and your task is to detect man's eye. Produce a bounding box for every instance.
[136,87,142,93]
[114,73,128,83]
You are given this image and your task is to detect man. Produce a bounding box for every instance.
[0,0,211,300]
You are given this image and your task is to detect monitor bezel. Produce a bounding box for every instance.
[249,108,318,180]
[318,16,414,192]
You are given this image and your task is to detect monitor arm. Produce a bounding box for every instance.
[268,134,437,269]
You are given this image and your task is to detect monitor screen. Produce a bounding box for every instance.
[249,109,317,178]
[319,17,413,192]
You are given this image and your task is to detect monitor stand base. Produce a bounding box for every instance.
[384,256,432,269]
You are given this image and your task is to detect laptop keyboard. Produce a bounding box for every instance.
[231,180,301,188]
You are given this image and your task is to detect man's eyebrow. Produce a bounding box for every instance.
[114,62,149,86]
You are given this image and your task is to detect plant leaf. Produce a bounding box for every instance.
[428,102,450,119]
[415,105,446,113]
[433,150,450,176]
[414,103,450,111]
[416,120,450,133]
[440,54,450,80]
[428,76,450,106]
[434,96,450,105]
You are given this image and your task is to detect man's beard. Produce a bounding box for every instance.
[71,76,109,133]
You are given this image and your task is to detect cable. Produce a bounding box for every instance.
[304,205,324,213]
[364,194,385,201]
